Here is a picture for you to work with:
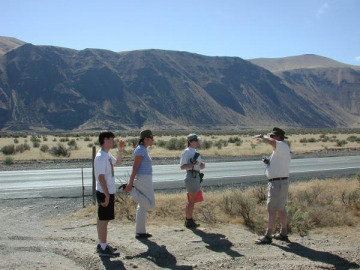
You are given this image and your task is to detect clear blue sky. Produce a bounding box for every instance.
[1,0,359,65]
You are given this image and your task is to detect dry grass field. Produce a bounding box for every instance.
[1,131,360,162]
[73,177,360,236]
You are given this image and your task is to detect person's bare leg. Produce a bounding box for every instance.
[97,220,109,244]
[186,192,197,219]
[278,209,288,235]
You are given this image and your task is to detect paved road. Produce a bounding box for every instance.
[0,155,359,199]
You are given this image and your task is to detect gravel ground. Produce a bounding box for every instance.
[0,197,359,270]
[1,149,359,269]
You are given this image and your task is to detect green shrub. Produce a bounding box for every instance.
[126,138,138,148]
[3,156,14,165]
[228,136,242,144]
[199,140,213,150]
[33,141,40,148]
[221,189,256,228]
[214,139,228,149]
[336,140,348,147]
[13,138,19,144]
[49,144,71,157]
[40,144,49,152]
[15,143,30,153]
[30,135,41,143]
[67,139,78,150]
[1,144,15,155]
[165,138,186,150]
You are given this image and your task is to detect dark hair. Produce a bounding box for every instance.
[99,131,115,146]
[137,138,145,146]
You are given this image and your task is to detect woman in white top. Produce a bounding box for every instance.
[180,133,205,228]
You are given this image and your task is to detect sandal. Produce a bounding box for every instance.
[255,235,272,244]
[273,233,289,241]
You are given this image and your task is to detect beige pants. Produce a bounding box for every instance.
[130,174,155,234]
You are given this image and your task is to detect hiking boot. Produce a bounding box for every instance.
[135,233,153,239]
[98,245,120,257]
[185,219,200,228]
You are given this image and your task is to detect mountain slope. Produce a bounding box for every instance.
[0,42,359,130]
[249,54,360,72]
[0,36,26,55]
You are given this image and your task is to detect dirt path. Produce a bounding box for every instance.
[0,197,359,270]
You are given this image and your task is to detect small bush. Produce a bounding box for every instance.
[1,144,15,155]
[49,144,71,157]
[158,138,186,150]
[67,139,79,150]
[3,156,14,165]
[15,143,30,153]
[30,135,41,143]
[33,141,40,148]
[199,140,213,150]
[13,138,19,144]
[214,139,228,149]
[40,144,49,152]
[228,136,242,144]
[221,189,256,228]
[336,140,348,147]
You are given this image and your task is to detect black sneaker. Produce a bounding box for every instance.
[96,244,118,253]
[98,245,120,257]
[135,233,152,239]
[185,219,200,228]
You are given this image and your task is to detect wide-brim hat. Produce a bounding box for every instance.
[187,133,201,142]
[140,129,154,139]
[269,127,288,138]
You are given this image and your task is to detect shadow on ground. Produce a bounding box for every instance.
[273,242,359,270]
[126,238,194,269]
[191,228,243,258]
[100,256,126,270]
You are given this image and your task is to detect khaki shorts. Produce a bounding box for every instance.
[267,179,289,211]
[184,171,201,193]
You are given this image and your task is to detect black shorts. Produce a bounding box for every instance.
[96,191,115,221]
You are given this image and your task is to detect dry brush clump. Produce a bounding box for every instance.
[72,176,360,236]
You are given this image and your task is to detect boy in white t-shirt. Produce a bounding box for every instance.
[94,131,125,257]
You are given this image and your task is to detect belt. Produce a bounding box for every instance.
[268,177,288,182]
[187,170,200,173]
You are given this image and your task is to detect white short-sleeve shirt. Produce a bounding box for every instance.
[265,141,291,179]
[180,147,202,171]
[94,149,116,194]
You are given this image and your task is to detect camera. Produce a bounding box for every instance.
[262,156,270,165]
[190,152,200,164]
